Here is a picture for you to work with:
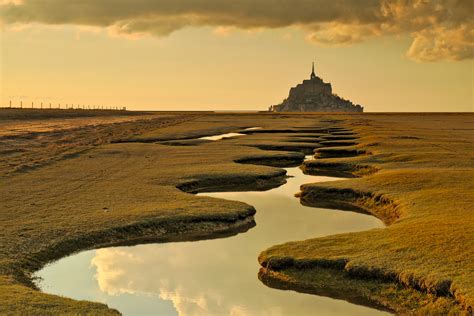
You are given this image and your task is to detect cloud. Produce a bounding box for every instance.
[0,0,472,61]
[407,24,474,62]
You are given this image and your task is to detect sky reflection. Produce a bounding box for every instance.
[36,166,386,315]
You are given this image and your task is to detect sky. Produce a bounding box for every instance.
[1,0,473,112]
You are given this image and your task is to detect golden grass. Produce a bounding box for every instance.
[258,267,461,314]
[0,109,196,178]
[1,111,472,314]
[0,112,330,314]
[259,113,474,313]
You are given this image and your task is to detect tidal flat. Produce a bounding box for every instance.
[0,110,473,314]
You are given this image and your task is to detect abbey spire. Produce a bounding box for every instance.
[310,62,316,80]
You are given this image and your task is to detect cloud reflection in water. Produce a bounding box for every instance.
[38,167,386,315]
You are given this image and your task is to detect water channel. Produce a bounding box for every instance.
[199,133,245,141]
[35,151,387,315]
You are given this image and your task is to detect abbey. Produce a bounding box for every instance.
[270,63,363,113]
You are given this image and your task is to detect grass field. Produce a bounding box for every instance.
[0,110,472,314]
[259,113,474,313]
[0,109,195,177]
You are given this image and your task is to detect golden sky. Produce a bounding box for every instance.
[1,0,473,112]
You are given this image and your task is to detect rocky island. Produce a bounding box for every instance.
[270,63,363,113]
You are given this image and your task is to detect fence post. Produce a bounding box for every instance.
[41,102,43,109]
[20,101,22,108]
[9,100,11,108]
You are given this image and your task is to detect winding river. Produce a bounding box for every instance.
[35,152,387,315]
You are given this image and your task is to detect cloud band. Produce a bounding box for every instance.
[1,0,472,62]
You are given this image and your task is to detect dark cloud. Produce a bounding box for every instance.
[1,0,472,61]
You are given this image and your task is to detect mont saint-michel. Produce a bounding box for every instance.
[270,63,363,113]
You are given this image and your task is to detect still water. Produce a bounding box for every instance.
[199,127,261,140]
[35,157,386,316]
[199,133,245,141]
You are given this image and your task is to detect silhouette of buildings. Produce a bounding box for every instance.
[270,63,363,113]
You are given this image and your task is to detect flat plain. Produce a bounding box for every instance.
[0,109,472,314]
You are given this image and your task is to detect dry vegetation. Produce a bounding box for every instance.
[0,109,195,177]
[0,110,330,314]
[259,113,474,313]
[0,110,472,314]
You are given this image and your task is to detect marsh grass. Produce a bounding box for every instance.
[1,112,472,314]
[259,113,474,312]
[0,112,336,314]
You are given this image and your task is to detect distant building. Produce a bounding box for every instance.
[270,63,363,113]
